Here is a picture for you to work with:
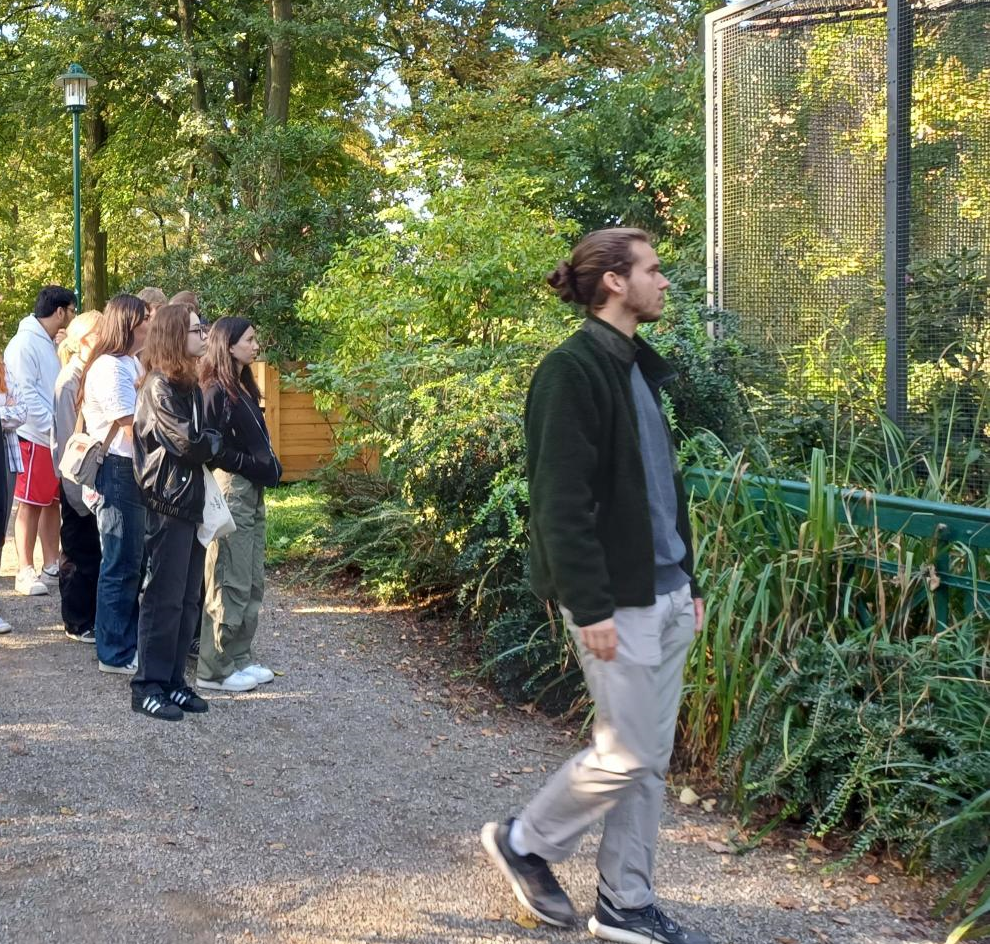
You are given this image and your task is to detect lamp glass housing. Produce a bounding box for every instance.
[55,65,97,112]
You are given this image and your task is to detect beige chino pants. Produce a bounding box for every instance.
[197,471,266,682]
[516,583,696,911]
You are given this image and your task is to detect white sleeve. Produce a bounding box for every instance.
[5,339,50,432]
[94,357,138,421]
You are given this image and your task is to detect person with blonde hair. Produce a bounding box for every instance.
[52,310,103,643]
[58,310,102,367]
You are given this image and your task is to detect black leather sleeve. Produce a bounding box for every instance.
[150,377,221,467]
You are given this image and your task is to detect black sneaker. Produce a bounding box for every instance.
[169,686,208,713]
[589,894,715,944]
[132,692,184,722]
[480,819,577,928]
[187,635,200,660]
[65,626,96,644]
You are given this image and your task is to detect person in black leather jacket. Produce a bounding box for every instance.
[195,317,282,693]
[130,303,221,721]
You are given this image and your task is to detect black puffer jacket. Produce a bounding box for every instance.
[133,372,222,522]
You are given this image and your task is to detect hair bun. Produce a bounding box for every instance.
[547,260,580,304]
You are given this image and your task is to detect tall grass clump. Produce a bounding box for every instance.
[681,433,989,941]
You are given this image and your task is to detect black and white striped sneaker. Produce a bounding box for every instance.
[131,692,184,721]
[169,686,208,713]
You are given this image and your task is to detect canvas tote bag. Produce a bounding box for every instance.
[197,467,237,547]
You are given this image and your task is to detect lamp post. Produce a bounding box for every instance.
[54,64,97,308]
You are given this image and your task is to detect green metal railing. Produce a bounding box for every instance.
[684,466,990,629]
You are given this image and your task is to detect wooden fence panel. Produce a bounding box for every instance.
[248,361,341,483]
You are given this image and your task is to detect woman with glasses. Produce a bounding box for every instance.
[80,294,150,674]
[195,317,281,693]
[130,304,220,721]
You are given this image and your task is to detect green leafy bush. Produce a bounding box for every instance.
[721,630,989,872]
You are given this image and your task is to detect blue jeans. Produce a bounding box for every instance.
[94,455,146,667]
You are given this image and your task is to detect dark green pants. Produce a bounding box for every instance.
[197,472,266,682]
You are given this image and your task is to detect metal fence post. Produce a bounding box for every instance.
[705,14,720,337]
[884,0,913,428]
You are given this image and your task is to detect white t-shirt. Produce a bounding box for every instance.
[81,354,143,458]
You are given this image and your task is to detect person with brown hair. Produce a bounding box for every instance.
[52,311,103,643]
[80,294,151,672]
[169,290,200,313]
[195,317,282,694]
[136,287,168,319]
[481,229,712,944]
[130,303,220,721]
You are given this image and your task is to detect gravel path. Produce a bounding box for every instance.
[0,541,946,944]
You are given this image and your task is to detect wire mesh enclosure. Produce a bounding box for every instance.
[706,0,990,495]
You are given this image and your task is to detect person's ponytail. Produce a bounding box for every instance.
[546,260,582,304]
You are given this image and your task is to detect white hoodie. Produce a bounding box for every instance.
[3,315,60,447]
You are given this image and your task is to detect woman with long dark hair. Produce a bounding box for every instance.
[131,304,220,720]
[80,294,150,672]
[195,317,281,693]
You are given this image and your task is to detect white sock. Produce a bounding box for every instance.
[508,818,530,857]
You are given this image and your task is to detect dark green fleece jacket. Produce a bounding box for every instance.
[525,316,700,627]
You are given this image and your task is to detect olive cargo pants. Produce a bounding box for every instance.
[196,471,267,682]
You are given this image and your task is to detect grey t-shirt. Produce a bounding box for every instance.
[629,362,690,595]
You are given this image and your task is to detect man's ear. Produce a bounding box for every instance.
[601,270,625,296]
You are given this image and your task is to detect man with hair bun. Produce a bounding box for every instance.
[482,228,712,944]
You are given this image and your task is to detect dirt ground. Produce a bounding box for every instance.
[0,527,949,944]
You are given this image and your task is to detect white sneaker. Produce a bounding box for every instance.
[0,616,12,634]
[41,563,59,585]
[15,568,48,596]
[98,659,138,675]
[240,664,275,684]
[196,670,258,693]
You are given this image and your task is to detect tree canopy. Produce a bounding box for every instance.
[0,0,708,354]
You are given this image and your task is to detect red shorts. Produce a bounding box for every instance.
[15,439,60,507]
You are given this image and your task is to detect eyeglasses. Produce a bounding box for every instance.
[188,325,209,337]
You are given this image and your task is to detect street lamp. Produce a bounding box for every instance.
[54,64,97,307]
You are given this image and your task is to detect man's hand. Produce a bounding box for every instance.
[580,617,618,661]
[693,597,705,634]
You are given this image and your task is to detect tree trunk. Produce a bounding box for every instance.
[258,0,293,234]
[83,110,109,311]
[177,0,209,115]
[265,0,293,126]
[177,0,228,213]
